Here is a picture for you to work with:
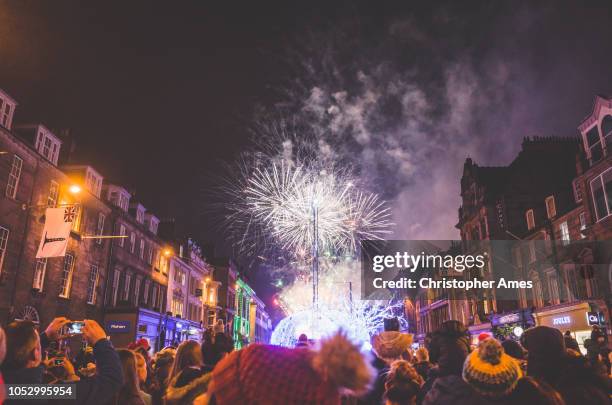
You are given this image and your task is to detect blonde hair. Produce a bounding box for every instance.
[385,360,423,404]
[415,347,429,362]
[133,350,147,384]
[170,340,202,380]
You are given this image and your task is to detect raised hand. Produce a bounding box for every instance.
[82,319,107,346]
[44,317,70,340]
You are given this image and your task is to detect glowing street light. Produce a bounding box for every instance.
[68,184,82,194]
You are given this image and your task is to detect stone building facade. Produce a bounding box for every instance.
[0,89,113,327]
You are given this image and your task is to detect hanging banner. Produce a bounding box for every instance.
[35,206,76,258]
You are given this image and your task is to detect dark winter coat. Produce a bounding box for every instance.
[421,374,487,405]
[2,334,123,405]
[554,351,612,405]
[414,361,433,382]
[165,367,211,405]
[357,354,387,405]
[564,335,581,353]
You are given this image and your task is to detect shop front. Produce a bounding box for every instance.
[161,316,204,347]
[490,309,535,341]
[468,322,492,347]
[534,301,604,354]
[104,307,163,351]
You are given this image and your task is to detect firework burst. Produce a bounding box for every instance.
[225,159,392,260]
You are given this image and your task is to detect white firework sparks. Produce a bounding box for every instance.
[232,160,392,259]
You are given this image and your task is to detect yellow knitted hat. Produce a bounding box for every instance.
[462,338,522,397]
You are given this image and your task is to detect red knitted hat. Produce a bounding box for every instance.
[209,332,374,405]
[478,333,491,342]
[128,338,151,351]
[209,344,338,404]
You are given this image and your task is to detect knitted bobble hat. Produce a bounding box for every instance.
[462,338,522,398]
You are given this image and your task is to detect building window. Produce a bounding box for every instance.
[122,272,131,301]
[120,194,129,211]
[583,265,599,298]
[130,233,136,253]
[564,265,583,302]
[160,255,168,275]
[111,269,120,306]
[147,246,154,265]
[172,297,184,318]
[85,169,102,198]
[531,273,543,308]
[149,219,158,235]
[151,284,158,309]
[559,221,570,245]
[70,205,82,233]
[590,167,612,222]
[585,126,603,163]
[546,271,560,305]
[134,277,142,305]
[5,155,22,199]
[526,209,535,230]
[48,181,59,207]
[513,247,523,270]
[573,179,583,203]
[143,280,150,305]
[579,212,587,238]
[545,196,556,219]
[35,130,61,165]
[0,226,8,275]
[96,213,105,245]
[32,258,47,291]
[139,240,145,260]
[528,241,536,263]
[1,100,12,128]
[602,115,612,150]
[86,265,99,305]
[59,253,75,298]
[118,224,126,247]
[174,268,185,285]
[136,209,145,224]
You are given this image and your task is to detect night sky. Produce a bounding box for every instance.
[2,0,612,255]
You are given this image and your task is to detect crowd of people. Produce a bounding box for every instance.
[0,316,610,404]
[360,318,612,405]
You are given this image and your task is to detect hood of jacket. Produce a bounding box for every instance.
[165,371,211,405]
[423,375,486,405]
[371,331,412,362]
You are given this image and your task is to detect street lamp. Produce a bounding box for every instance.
[68,184,82,195]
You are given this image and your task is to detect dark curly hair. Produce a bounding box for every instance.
[384,360,423,404]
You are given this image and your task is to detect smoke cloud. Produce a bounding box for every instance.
[254,1,612,239]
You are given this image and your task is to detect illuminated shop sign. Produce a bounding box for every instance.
[552,316,571,326]
[107,320,131,333]
[496,313,520,325]
[587,312,600,326]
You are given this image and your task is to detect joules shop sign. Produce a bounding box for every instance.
[552,316,571,326]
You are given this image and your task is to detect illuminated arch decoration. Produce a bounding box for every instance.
[15,305,40,324]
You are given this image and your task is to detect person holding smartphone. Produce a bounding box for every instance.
[43,356,80,384]
[2,317,123,405]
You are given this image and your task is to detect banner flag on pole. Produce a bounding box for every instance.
[35,206,75,258]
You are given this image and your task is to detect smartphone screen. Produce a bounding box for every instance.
[68,321,85,334]
[54,358,65,366]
